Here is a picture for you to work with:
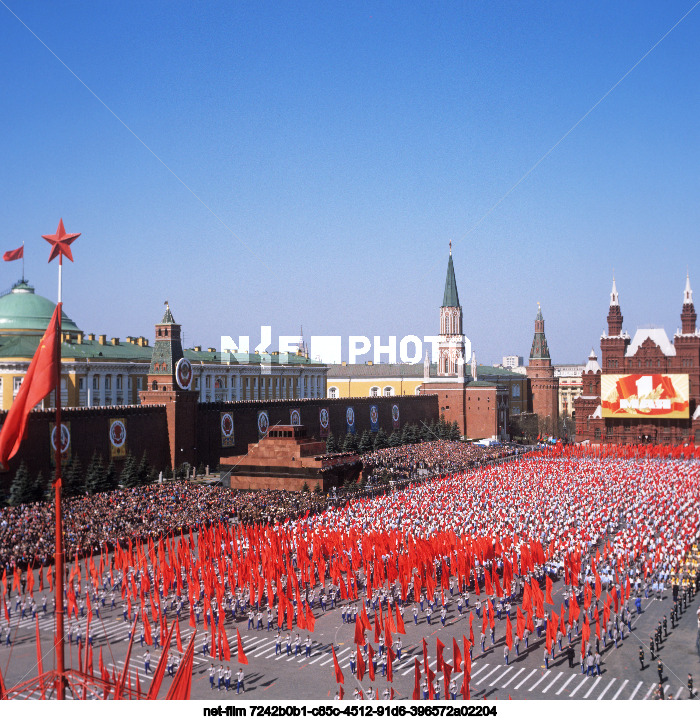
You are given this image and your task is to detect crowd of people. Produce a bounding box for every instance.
[0,451,699,700]
[0,483,328,570]
[360,440,519,482]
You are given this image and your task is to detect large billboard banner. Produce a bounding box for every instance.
[601,373,689,419]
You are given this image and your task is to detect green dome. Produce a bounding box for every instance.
[0,280,80,335]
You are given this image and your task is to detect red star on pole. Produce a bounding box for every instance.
[42,218,80,263]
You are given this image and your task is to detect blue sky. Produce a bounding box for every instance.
[2,1,699,364]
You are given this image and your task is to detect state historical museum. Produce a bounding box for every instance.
[574,276,700,445]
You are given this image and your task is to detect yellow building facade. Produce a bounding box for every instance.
[0,281,327,410]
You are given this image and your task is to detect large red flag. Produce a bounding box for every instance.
[0,305,60,466]
[395,604,406,635]
[332,645,344,684]
[505,615,513,649]
[412,657,421,700]
[2,246,23,262]
[357,644,365,681]
[236,628,248,665]
[436,637,445,673]
[452,637,462,674]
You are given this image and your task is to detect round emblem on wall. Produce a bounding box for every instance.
[51,423,71,454]
[291,409,301,426]
[370,405,379,425]
[221,413,234,438]
[319,408,329,429]
[257,411,269,436]
[391,404,400,423]
[109,420,127,448]
[175,357,193,390]
[346,407,355,426]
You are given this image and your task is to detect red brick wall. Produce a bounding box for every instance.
[0,405,170,494]
[464,387,497,439]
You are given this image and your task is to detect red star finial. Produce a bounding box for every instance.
[42,218,80,263]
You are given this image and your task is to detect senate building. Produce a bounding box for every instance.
[0,278,328,411]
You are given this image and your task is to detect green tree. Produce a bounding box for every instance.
[120,454,138,488]
[325,432,338,454]
[32,471,46,503]
[373,427,389,450]
[343,432,358,453]
[8,462,32,506]
[100,459,118,493]
[64,456,84,497]
[401,424,412,445]
[388,431,401,448]
[164,464,173,481]
[313,481,322,495]
[450,421,461,441]
[136,451,151,486]
[301,481,310,493]
[358,430,373,454]
[85,452,105,495]
[196,461,206,477]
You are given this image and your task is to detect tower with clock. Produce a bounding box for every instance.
[139,302,198,470]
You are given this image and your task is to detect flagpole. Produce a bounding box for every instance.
[22,242,25,283]
[54,253,65,700]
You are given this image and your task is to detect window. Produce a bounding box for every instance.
[512,407,520,415]
[13,377,22,398]
[127,377,132,391]
[205,376,211,389]
[328,386,338,399]
[78,377,85,391]
[512,385,520,398]
[370,386,379,397]
[116,376,122,390]
[594,428,601,439]
[383,386,394,397]
[104,376,111,390]
[195,377,200,390]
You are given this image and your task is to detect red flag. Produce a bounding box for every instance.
[412,657,421,700]
[395,604,406,635]
[368,644,375,681]
[545,576,554,605]
[354,616,364,645]
[332,645,344,684]
[453,636,463,674]
[236,628,248,665]
[436,637,445,673]
[357,644,365,681]
[165,631,196,700]
[2,246,23,262]
[505,615,513,649]
[0,305,60,466]
[306,603,316,633]
[387,646,393,683]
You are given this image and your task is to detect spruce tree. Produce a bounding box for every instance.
[136,451,151,486]
[450,421,461,441]
[401,424,412,445]
[32,471,46,504]
[8,462,32,506]
[101,459,118,493]
[64,456,84,497]
[325,432,338,454]
[343,432,358,453]
[85,452,105,495]
[120,454,137,488]
[358,430,373,454]
[373,427,389,450]
[388,431,401,448]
